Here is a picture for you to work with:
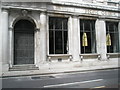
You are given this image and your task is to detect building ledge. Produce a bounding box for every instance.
[51,0,119,12]
[1,0,52,2]
[1,1,119,12]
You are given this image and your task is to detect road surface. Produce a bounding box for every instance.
[1,68,120,89]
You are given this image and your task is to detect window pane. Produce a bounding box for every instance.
[55,18,62,29]
[84,21,90,31]
[55,31,62,54]
[63,19,68,29]
[49,30,54,54]
[91,31,96,53]
[49,18,54,29]
[85,32,91,53]
[64,31,68,54]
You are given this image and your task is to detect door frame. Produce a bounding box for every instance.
[9,16,38,67]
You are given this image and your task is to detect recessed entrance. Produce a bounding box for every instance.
[14,19,35,65]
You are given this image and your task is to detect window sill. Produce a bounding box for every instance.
[48,54,72,57]
[106,53,120,58]
[79,53,100,59]
[47,54,73,61]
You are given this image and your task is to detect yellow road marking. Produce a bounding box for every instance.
[93,86,105,89]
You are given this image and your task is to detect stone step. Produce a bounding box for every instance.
[9,64,39,71]
[11,64,36,68]
[9,68,39,71]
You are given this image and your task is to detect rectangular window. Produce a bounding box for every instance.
[80,19,96,54]
[49,17,68,54]
[106,21,119,53]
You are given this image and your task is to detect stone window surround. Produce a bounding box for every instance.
[47,14,72,61]
[49,17,68,54]
[80,19,96,54]
[105,20,120,60]
[106,21,119,53]
[105,19,119,55]
[79,17,101,60]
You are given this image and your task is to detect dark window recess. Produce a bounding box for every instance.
[80,19,96,54]
[106,21,119,53]
[49,17,68,54]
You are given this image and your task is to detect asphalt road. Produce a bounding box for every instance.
[1,68,120,89]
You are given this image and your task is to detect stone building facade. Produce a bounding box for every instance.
[0,0,120,76]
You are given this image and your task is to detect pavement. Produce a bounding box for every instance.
[1,60,119,77]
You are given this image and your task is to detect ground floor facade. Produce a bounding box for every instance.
[0,2,120,76]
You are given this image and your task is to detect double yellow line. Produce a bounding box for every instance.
[90,86,105,89]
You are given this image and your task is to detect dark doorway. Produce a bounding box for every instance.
[14,20,35,65]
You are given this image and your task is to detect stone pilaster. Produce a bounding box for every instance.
[68,16,72,55]
[71,16,80,61]
[0,1,2,77]
[95,19,107,60]
[1,9,9,71]
[118,22,120,53]
[39,12,47,64]
[9,27,13,67]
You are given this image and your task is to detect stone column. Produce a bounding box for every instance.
[0,1,2,77]
[71,16,80,61]
[118,22,120,67]
[95,19,107,60]
[118,22,120,53]
[68,16,72,55]
[1,9,9,71]
[39,12,47,64]
[9,27,14,67]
